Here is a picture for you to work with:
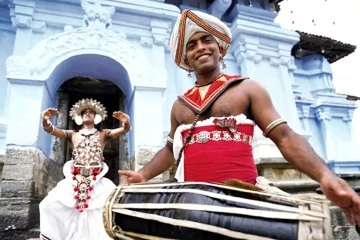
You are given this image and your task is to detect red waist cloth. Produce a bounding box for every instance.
[181,124,257,184]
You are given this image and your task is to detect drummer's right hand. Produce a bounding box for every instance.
[118,170,145,185]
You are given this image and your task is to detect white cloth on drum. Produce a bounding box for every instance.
[39,160,115,240]
[173,114,254,181]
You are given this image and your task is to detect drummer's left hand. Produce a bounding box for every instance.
[319,173,360,226]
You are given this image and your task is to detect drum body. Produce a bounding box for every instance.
[103,182,332,240]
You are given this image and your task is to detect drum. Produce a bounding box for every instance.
[103,182,332,240]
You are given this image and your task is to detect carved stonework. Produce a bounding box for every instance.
[8,1,35,29]
[6,26,140,76]
[6,55,29,76]
[81,0,115,31]
[6,0,153,87]
[315,107,331,121]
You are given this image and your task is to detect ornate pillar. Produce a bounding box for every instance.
[313,94,360,173]
[315,107,335,161]
[296,101,314,139]
[0,0,38,155]
[9,0,36,55]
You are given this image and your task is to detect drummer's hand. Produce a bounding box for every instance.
[118,170,145,185]
[319,174,360,226]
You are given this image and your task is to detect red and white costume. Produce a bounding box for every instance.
[173,74,258,184]
[39,130,114,240]
[174,114,257,184]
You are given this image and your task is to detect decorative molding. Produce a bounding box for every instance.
[299,105,311,119]
[81,0,115,31]
[8,1,35,29]
[7,26,133,77]
[31,20,46,33]
[231,36,295,69]
[313,92,358,109]
[287,57,297,71]
[314,107,331,121]
[295,99,315,119]
[342,109,354,122]
[140,36,153,47]
[269,57,280,67]
[5,2,156,88]
[150,20,171,46]
[5,0,170,88]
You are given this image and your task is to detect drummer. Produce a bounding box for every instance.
[119,9,360,226]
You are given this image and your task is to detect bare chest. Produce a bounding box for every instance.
[176,86,250,124]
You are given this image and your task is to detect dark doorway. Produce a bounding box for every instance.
[56,77,128,184]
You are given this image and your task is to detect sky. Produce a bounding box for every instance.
[274,0,360,143]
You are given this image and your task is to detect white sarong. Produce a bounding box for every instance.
[39,160,115,240]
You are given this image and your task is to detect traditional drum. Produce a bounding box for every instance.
[103,182,332,240]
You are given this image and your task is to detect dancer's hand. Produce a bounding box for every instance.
[113,111,130,129]
[41,108,59,121]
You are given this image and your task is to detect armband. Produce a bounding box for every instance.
[263,118,287,137]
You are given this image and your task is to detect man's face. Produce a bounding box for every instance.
[81,108,95,123]
[185,32,222,74]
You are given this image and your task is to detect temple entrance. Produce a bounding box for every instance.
[56,77,128,184]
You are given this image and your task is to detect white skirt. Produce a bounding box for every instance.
[39,160,115,240]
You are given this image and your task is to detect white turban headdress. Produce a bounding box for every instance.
[170,9,232,71]
[69,98,107,125]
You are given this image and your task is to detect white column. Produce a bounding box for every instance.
[133,86,165,149]
[5,80,47,147]
[315,107,335,161]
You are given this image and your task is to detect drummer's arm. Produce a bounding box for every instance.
[250,80,360,226]
[249,81,332,181]
[267,125,333,181]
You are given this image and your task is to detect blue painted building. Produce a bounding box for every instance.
[0,0,358,237]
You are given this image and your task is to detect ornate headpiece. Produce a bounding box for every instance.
[69,98,107,125]
[170,9,232,71]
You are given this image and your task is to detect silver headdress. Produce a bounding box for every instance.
[69,98,107,125]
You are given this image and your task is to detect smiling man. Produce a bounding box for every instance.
[118,9,360,226]
[39,98,130,240]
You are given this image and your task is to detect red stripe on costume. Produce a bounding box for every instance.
[178,74,248,114]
